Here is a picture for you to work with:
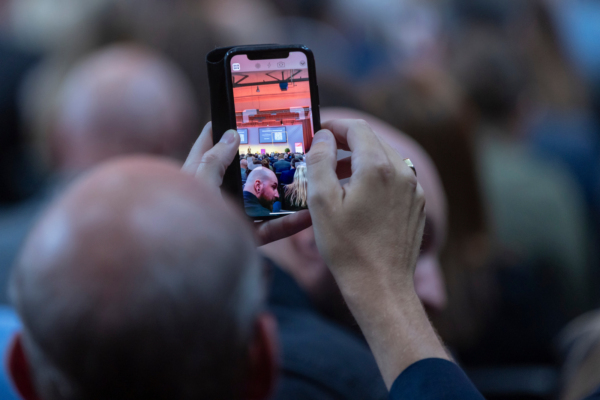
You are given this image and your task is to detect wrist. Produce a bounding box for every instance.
[330,262,450,388]
[330,261,417,310]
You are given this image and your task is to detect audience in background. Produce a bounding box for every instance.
[2,0,600,398]
[240,159,248,182]
[0,44,198,304]
[273,155,291,173]
[279,158,296,185]
[247,156,259,171]
[0,35,41,205]
[454,28,590,315]
[261,158,274,172]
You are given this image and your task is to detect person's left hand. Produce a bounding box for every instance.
[182,122,312,246]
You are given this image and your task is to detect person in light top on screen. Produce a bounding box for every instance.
[243,167,280,217]
[284,166,308,211]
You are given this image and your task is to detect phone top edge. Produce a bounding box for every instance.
[225,44,313,61]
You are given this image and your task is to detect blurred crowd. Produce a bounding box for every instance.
[2,0,600,399]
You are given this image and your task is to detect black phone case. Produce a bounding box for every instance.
[206,44,319,218]
[206,45,245,209]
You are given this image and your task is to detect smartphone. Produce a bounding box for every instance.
[224,45,320,220]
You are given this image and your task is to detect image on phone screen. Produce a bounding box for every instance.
[231,52,314,218]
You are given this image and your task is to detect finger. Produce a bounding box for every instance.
[182,122,214,175]
[377,136,418,182]
[320,120,350,151]
[195,129,240,188]
[321,119,387,179]
[255,210,312,246]
[306,129,343,213]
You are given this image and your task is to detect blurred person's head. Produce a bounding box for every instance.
[7,157,277,400]
[199,0,283,45]
[20,4,216,169]
[517,0,589,111]
[261,159,270,169]
[241,159,248,170]
[290,158,296,169]
[278,155,284,160]
[244,167,279,211]
[450,28,526,130]
[284,166,307,208]
[52,44,198,174]
[262,109,449,324]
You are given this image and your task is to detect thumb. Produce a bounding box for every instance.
[196,129,240,189]
[306,129,343,213]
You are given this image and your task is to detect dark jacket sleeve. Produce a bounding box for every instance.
[389,358,485,400]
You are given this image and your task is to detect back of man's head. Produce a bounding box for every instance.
[9,157,274,400]
[53,44,198,172]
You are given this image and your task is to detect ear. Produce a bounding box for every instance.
[243,312,279,400]
[7,333,41,400]
[254,180,263,195]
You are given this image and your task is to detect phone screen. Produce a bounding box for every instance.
[231,51,314,218]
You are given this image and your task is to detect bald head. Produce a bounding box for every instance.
[244,167,279,211]
[244,167,277,189]
[10,157,262,399]
[55,44,198,171]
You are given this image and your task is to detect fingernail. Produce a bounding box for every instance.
[312,131,328,145]
[220,129,238,144]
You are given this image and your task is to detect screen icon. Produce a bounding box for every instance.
[232,63,241,71]
[255,63,261,69]
[277,61,285,68]
[300,60,306,66]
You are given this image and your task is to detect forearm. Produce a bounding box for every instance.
[339,276,451,389]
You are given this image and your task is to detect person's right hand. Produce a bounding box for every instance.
[307,119,425,299]
[306,119,449,388]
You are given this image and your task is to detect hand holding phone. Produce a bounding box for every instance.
[305,120,450,388]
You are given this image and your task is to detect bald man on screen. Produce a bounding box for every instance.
[243,167,279,217]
